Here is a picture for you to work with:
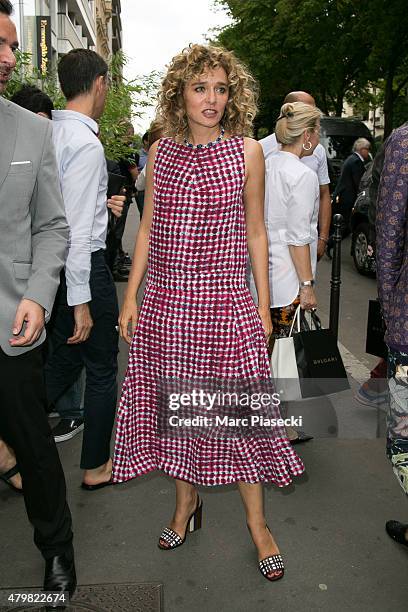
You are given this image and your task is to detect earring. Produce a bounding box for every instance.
[303,141,312,151]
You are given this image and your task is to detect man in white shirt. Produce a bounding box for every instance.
[260,91,331,261]
[45,49,122,490]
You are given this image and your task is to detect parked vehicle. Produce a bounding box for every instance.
[320,117,374,192]
[350,162,376,276]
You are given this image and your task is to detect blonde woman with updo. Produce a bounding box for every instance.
[250,101,321,338]
[112,44,304,582]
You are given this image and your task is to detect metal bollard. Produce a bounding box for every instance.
[329,214,343,341]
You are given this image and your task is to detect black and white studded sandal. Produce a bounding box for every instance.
[258,553,285,582]
[247,523,285,582]
[158,496,203,550]
[158,527,184,550]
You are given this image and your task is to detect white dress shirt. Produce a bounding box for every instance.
[52,110,108,306]
[259,133,330,186]
[248,151,320,308]
[136,164,146,192]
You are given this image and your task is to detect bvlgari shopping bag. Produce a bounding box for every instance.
[271,306,350,400]
[294,309,350,397]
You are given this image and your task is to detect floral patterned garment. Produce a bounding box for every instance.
[376,124,408,353]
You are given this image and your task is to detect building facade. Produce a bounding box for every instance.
[342,93,385,139]
[11,0,122,74]
[96,0,122,60]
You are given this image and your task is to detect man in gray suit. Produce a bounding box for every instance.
[0,1,76,602]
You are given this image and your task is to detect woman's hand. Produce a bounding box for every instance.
[299,286,317,311]
[258,306,273,343]
[119,298,138,344]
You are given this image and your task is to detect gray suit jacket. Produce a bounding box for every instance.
[0,96,69,356]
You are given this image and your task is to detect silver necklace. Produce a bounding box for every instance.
[184,126,225,149]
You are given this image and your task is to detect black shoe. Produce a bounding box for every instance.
[290,430,314,445]
[52,419,84,443]
[385,520,408,547]
[43,547,76,609]
[0,464,22,494]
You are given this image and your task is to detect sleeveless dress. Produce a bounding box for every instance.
[112,136,305,486]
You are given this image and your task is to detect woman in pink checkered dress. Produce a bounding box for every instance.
[113,44,304,581]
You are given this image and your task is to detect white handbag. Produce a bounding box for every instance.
[270,305,302,401]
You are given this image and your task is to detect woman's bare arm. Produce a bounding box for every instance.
[243,137,272,339]
[119,140,159,342]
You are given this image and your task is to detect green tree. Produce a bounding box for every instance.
[271,0,370,116]
[215,0,280,134]
[360,0,408,136]
[216,0,371,133]
[99,51,144,161]
[215,0,408,137]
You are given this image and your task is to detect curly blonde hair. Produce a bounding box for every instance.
[156,44,258,140]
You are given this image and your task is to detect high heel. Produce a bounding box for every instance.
[247,523,285,582]
[158,495,203,550]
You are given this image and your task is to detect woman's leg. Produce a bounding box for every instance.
[238,481,282,578]
[159,478,198,547]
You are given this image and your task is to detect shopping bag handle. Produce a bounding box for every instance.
[289,306,322,336]
[301,309,323,331]
[310,310,322,330]
[288,305,301,337]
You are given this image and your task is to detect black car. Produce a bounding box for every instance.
[320,117,374,192]
[350,162,376,276]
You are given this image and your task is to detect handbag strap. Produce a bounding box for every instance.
[288,305,301,337]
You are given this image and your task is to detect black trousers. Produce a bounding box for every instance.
[135,190,145,217]
[45,250,119,469]
[0,346,73,559]
[105,201,131,272]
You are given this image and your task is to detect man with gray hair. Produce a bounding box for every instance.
[330,136,371,244]
[353,137,371,156]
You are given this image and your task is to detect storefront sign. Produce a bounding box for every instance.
[36,16,51,75]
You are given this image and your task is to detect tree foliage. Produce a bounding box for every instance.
[98,51,144,161]
[215,0,408,137]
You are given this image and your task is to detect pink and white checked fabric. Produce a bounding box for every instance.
[112,136,305,486]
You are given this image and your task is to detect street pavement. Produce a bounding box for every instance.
[1,205,407,612]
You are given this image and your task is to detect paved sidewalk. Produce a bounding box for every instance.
[1,206,407,611]
[1,435,407,611]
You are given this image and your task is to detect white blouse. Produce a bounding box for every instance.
[248,150,320,308]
